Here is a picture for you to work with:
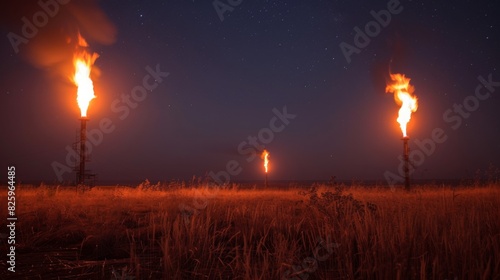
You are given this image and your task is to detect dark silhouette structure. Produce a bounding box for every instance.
[403,136,410,190]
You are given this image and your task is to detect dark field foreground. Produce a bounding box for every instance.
[1,183,499,279]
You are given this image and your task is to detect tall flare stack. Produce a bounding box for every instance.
[78,117,88,185]
[402,136,410,190]
[72,34,98,186]
[261,149,269,188]
[386,73,418,191]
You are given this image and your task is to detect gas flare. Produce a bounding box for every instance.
[73,34,98,117]
[261,150,269,173]
[386,73,418,137]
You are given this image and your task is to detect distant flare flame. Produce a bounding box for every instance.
[386,73,418,137]
[261,150,269,173]
[73,34,98,117]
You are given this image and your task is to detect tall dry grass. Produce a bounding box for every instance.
[0,183,499,279]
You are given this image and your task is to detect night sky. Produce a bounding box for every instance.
[1,0,499,185]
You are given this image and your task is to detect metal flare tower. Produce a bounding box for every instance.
[78,117,88,185]
[74,117,96,186]
[402,136,410,190]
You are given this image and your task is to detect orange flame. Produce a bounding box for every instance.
[386,73,418,137]
[261,150,269,173]
[73,34,98,117]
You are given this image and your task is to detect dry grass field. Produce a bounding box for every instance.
[1,182,499,279]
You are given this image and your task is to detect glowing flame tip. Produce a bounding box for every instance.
[73,34,98,117]
[386,73,418,137]
[261,150,269,173]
